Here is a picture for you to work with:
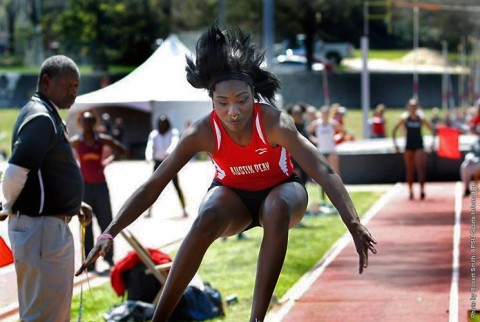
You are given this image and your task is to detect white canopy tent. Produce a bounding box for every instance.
[69,34,211,133]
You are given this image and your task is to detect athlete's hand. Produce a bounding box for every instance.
[350,223,377,274]
[75,238,113,276]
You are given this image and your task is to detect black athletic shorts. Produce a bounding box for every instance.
[208,173,306,230]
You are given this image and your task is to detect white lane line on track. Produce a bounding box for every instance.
[449,182,462,322]
[265,182,401,322]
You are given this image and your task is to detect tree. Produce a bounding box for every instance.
[54,0,164,70]
[390,0,480,50]
[4,0,19,55]
[2,0,479,67]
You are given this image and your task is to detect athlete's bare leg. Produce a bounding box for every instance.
[151,186,251,322]
[250,181,307,321]
[415,149,427,199]
[403,150,416,199]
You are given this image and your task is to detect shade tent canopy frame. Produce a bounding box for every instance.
[69,34,211,116]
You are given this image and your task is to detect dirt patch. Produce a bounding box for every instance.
[399,48,448,66]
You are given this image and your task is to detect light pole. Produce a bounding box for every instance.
[262,0,275,69]
[412,6,419,100]
[459,41,466,108]
[441,40,448,116]
[361,1,370,139]
[218,0,226,28]
[474,39,480,103]
[32,0,44,65]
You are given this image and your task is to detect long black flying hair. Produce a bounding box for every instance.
[186,24,280,107]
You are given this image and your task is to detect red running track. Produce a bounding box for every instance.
[268,182,478,322]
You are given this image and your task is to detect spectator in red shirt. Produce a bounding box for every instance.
[71,111,128,272]
[369,104,387,138]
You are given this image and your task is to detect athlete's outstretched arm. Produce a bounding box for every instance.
[75,118,212,275]
[264,106,377,274]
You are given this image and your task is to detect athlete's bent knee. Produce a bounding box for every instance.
[262,198,292,227]
[190,209,225,238]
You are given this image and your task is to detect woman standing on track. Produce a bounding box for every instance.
[76,25,377,322]
[392,98,433,200]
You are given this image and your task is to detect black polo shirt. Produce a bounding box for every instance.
[9,93,84,216]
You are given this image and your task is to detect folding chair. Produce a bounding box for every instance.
[120,229,172,304]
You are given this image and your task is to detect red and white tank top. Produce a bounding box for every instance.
[209,103,294,191]
[76,135,106,184]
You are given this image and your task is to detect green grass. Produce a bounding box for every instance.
[0,109,20,157]
[70,187,383,321]
[0,108,68,157]
[469,309,480,322]
[71,284,119,321]
[353,49,409,60]
[336,107,440,140]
